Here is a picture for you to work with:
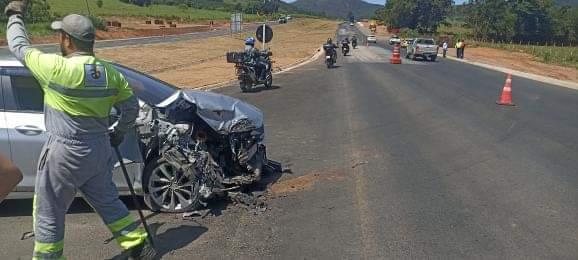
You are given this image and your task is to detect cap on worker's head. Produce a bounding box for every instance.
[51,14,95,42]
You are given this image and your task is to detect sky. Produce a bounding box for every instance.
[281,0,467,5]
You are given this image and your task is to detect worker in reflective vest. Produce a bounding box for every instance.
[5,1,156,259]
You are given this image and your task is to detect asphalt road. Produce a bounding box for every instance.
[1,25,578,259]
[0,22,271,55]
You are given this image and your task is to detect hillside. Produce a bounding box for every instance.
[291,0,381,19]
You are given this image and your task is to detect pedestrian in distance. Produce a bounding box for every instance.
[455,39,463,59]
[4,0,157,259]
[461,40,466,59]
[442,41,448,58]
[0,153,23,203]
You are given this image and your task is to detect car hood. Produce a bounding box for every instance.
[156,90,264,134]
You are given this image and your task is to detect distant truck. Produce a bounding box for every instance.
[369,20,377,33]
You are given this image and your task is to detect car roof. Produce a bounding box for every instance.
[0,56,25,67]
[0,55,123,68]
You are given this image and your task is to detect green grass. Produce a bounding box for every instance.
[437,20,473,39]
[46,0,262,22]
[471,40,578,69]
[0,22,53,37]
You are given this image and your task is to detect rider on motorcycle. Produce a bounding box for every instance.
[323,38,338,61]
[341,37,350,54]
[341,37,350,48]
[351,35,358,47]
[244,37,267,80]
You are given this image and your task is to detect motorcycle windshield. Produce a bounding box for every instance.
[156,90,264,134]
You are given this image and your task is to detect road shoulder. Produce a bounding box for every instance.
[440,54,578,90]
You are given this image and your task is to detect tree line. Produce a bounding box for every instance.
[379,0,453,34]
[463,0,578,44]
[376,0,578,45]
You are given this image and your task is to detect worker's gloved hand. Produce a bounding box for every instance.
[109,129,125,147]
[4,0,28,17]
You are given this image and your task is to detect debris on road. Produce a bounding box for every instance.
[270,168,348,195]
[20,231,34,240]
[351,161,369,168]
[229,192,268,215]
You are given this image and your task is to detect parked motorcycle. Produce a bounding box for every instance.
[138,90,268,212]
[227,51,273,92]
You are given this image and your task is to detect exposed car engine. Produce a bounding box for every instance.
[136,90,268,212]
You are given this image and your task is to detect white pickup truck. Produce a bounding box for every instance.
[406,38,439,61]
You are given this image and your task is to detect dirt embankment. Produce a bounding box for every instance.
[445,47,578,83]
[97,19,339,88]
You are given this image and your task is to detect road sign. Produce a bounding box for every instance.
[256,24,273,43]
[231,13,243,34]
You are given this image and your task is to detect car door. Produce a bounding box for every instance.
[0,75,11,163]
[2,67,145,193]
[1,67,46,192]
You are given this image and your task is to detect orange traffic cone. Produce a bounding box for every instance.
[390,43,402,64]
[496,73,515,106]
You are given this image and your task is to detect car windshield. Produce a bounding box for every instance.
[113,64,177,105]
[417,39,436,45]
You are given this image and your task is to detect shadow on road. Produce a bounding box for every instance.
[109,222,208,259]
[243,85,281,93]
[0,196,153,217]
[1,160,287,218]
[153,224,207,257]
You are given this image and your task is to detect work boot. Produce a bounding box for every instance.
[129,240,158,260]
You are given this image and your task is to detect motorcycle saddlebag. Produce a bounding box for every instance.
[226,52,245,63]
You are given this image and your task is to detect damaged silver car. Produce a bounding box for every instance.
[1,59,268,213]
[137,90,268,213]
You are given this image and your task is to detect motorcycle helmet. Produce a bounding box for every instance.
[245,37,255,46]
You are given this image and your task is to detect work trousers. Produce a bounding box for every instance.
[33,134,146,259]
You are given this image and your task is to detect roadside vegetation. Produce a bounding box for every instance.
[0,0,298,37]
[46,0,260,21]
[118,0,303,15]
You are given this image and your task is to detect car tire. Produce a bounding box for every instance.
[430,56,437,62]
[142,157,202,213]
